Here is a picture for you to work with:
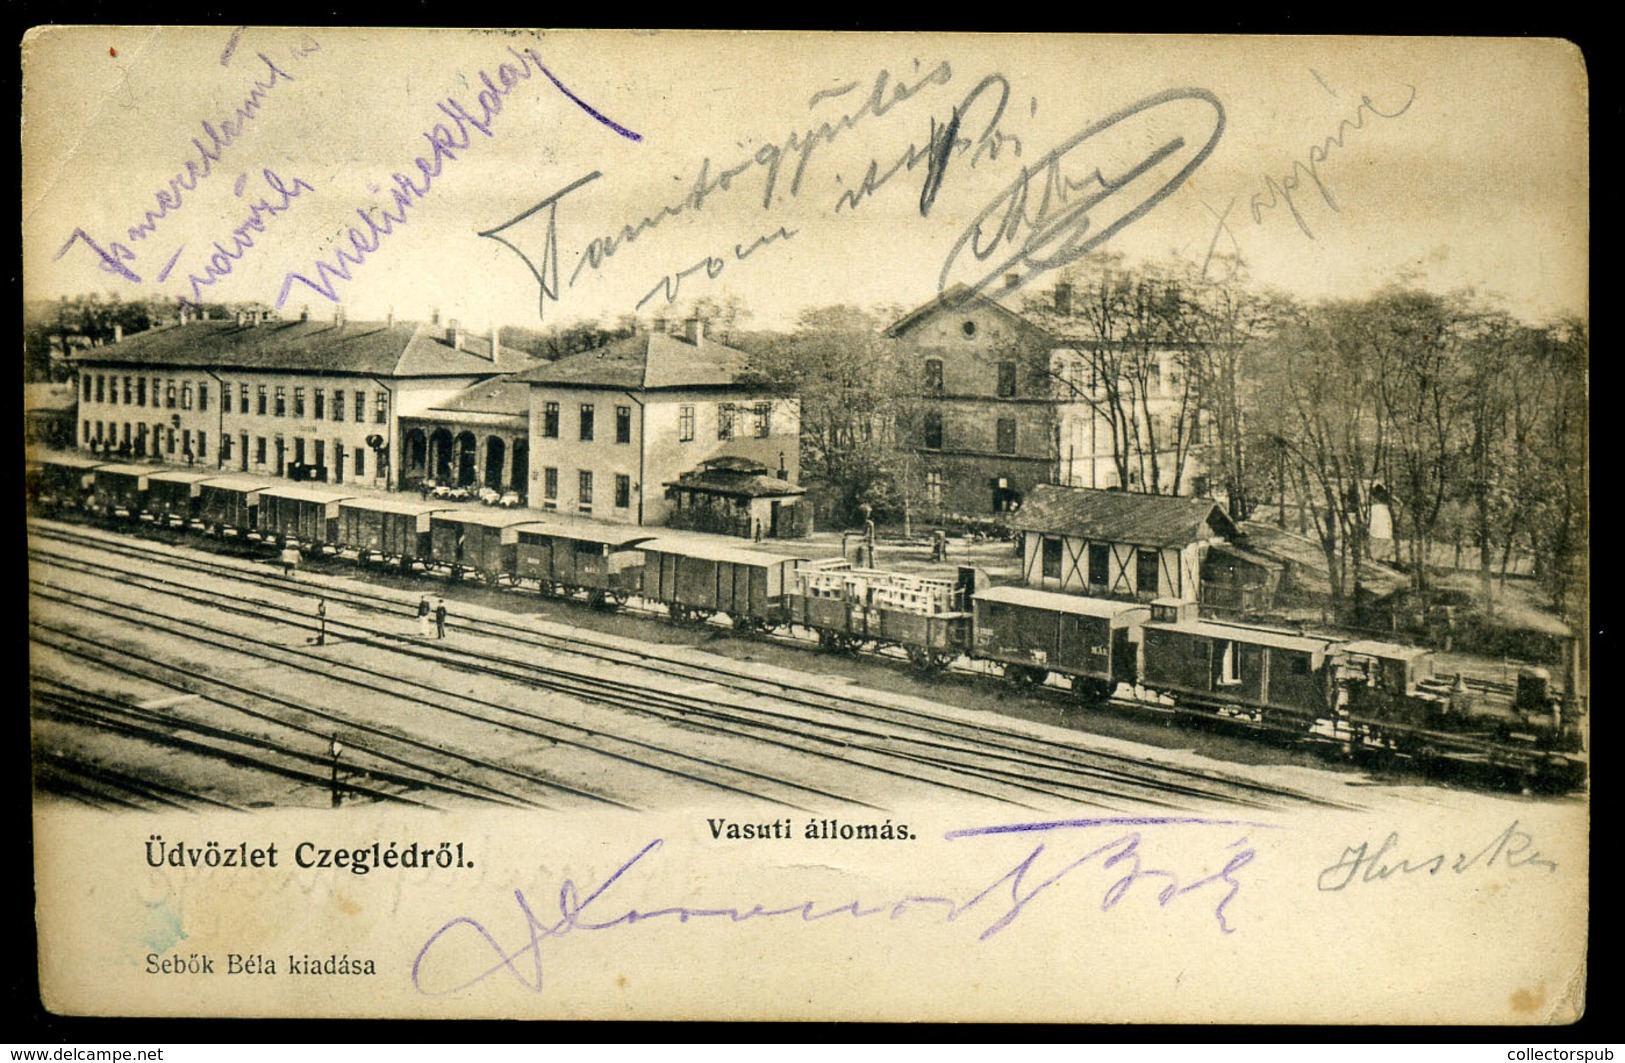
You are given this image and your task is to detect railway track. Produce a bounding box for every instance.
[29,519,1353,810]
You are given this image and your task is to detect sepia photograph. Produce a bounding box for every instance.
[23,28,1588,1022]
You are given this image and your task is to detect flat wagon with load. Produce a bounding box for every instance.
[790,559,977,667]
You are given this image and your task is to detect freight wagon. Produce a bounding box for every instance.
[337,497,450,568]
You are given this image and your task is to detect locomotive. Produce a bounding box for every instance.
[29,452,1588,788]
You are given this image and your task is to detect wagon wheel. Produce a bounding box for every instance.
[1072,677,1111,702]
[608,590,630,607]
[905,647,948,672]
[1008,664,1046,687]
[816,629,842,653]
[586,590,608,610]
[669,604,691,625]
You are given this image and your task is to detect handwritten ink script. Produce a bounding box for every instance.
[938,86,1224,304]
[1201,71,1415,280]
[275,46,639,310]
[1316,820,1556,892]
[412,816,1272,997]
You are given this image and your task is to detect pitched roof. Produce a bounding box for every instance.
[70,320,533,377]
[1008,484,1237,546]
[425,377,533,416]
[664,467,808,499]
[883,282,1041,339]
[509,330,757,390]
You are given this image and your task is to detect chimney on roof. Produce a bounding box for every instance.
[386,308,395,328]
[430,308,441,326]
[334,306,346,328]
[113,324,123,344]
[652,314,667,335]
[300,305,310,323]
[448,319,465,350]
[489,324,501,362]
[684,316,705,345]
[1054,282,1073,316]
[1003,272,1021,290]
[235,310,245,327]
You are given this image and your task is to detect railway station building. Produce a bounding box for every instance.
[1008,483,1242,606]
[510,318,802,528]
[68,309,531,491]
[398,374,531,497]
[886,280,1210,520]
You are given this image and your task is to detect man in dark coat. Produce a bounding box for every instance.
[434,598,447,639]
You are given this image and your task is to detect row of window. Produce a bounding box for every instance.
[538,401,773,443]
[82,420,374,477]
[84,374,210,412]
[84,420,207,459]
[80,374,390,426]
[1038,538,1161,594]
[225,383,387,425]
[538,467,631,513]
[921,413,1019,454]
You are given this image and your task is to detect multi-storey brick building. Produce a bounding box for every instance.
[511,319,800,526]
[887,281,1209,518]
[69,311,527,489]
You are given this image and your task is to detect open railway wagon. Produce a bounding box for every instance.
[790,559,978,667]
[1138,599,1338,724]
[197,475,274,537]
[146,469,216,528]
[428,510,545,582]
[89,463,154,519]
[257,485,356,552]
[972,585,1150,696]
[337,497,451,569]
[513,517,653,605]
[34,452,105,510]
[1331,639,1587,785]
[637,534,807,630]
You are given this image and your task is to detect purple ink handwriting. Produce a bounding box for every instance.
[53,48,307,284]
[412,816,1271,997]
[275,46,638,310]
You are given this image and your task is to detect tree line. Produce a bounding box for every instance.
[727,257,1587,627]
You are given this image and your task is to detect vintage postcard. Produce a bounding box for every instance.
[24,29,1588,1022]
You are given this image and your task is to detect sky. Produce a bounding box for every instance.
[22,29,1589,333]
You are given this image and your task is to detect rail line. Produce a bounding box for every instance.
[30,520,1349,809]
[29,560,1083,809]
[32,676,456,809]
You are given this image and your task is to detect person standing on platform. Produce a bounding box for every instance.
[417,595,432,638]
[434,598,447,639]
[315,598,328,646]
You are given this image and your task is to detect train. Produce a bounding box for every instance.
[28,452,1589,789]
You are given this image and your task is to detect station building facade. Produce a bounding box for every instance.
[69,311,529,490]
[510,320,801,527]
